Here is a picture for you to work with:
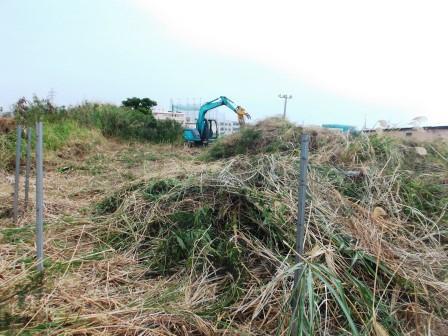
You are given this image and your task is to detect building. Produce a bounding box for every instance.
[218,121,240,135]
[363,126,448,141]
[152,107,185,125]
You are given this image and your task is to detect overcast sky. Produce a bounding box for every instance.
[1,0,447,127]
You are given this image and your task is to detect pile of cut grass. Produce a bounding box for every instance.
[1,121,447,335]
[206,117,303,159]
[94,132,448,335]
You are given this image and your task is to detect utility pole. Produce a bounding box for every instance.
[48,88,55,104]
[278,94,292,120]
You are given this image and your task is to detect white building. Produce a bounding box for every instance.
[218,121,240,135]
[152,107,185,125]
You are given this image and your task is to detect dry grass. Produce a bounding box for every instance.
[0,118,15,134]
[1,123,447,335]
[1,138,212,335]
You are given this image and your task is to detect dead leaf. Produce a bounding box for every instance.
[415,147,427,156]
[372,207,387,219]
[307,245,325,259]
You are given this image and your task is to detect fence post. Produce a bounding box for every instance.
[24,127,32,210]
[291,133,310,335]
[35,121,44,272]
[13,126,22,224]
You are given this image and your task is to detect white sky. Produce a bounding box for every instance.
[134,0,448,125]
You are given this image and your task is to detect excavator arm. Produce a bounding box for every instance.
[196,96,250,135]
[184,96,250,144]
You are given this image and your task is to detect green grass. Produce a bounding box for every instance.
[67,103,183,143]
[118,149,159,168]
[1,98,183,172]
[0,119,97,171]
[205,118,302,160]
[0,225,34,245]
[42,119,92,151]
[207,127,263,159]
[0,132,17,171]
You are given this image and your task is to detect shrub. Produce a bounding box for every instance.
[10,97,183,145]
[43,119,92,151]
[0,119,97,171]
[68,103,182,143]
[0,132,17,171]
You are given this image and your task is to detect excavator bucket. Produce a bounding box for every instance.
[236,106,250,126]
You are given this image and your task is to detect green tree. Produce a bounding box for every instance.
[121,97,157,115]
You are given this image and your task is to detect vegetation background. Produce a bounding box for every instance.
[0,96,183,171]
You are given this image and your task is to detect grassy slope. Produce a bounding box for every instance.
[0,119,101,172]
[0,125,447,335]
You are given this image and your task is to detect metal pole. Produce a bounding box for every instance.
[283,97,288,120]
[13,126,22,224]
[24,127,32,210]
[292,133,310,334]
[35,122,44,272]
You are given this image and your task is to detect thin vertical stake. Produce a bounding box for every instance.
[283,97,288,120]
[292,133,310,334]
[35,122,44,272]
[24,127,32,210]
[13,126,22,224]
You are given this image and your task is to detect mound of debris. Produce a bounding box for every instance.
[206,118,299,159]
[97,131,448,335]
[206,118,347,161]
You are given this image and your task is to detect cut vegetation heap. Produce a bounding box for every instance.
[98,119,448,335]
[1,118,447,335]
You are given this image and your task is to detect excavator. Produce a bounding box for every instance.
[183,96,251,145]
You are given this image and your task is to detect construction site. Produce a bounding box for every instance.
[2,1,448,335]
[0,95,447,335]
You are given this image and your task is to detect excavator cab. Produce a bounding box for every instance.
[183,119,219,145]
[202,119,219,143]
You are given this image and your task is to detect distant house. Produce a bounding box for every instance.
[363,126,448,141]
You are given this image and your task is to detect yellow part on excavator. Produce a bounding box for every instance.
[236,106,251,126]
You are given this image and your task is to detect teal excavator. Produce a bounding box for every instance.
[183,96,250,145]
